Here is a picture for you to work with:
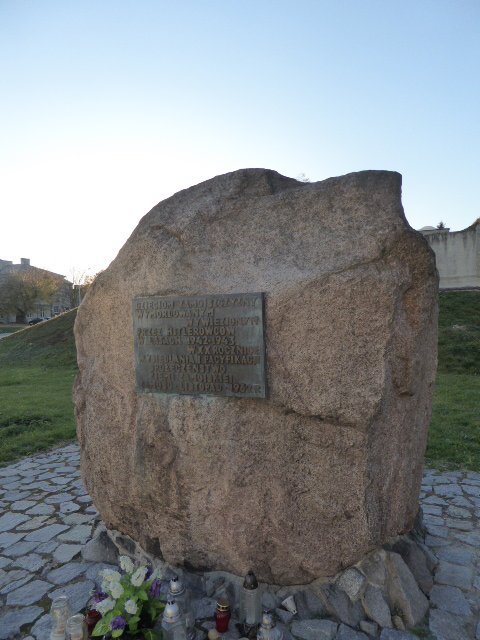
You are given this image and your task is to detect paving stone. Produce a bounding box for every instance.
[58,524,92,543]
[53,543,83,563]
[0,606,43,640]
[425,534,450,547]
[76,494,92,503]
[0,531,26,548]
[26,503,55,516]
[3,490,32,500]
[423,514,445,526]
[423,505,443,516]
[16,515,50,530]
[0,572,34,594]
[46,561,87,584]
[430,584,472,616]
[24,523,69,542]
[36,472,57,480]
[62,513,94,525]
[85,505,98,515]
[446,505,471,519]
[13,553,48,572]
[444,518,473,531]
[453,531,480,546]
[423,495,447,506]
[6,578,53,605]
[424,524,449,538]
[463,484,480,497]
[35,540,59,554]
[0,467,22,477]
[49,579,95,613]
[10,499,37,511]
[435,546,476,566]
[59,500,80,514]
[290,619,338,640]
[434,484,463,498]
[450,496,473,508]
[428,608,470,640]
[50,476,73,485]
[0,512,30,532]
[435,561,474,589]
[2,540,40,557]
[0,568,31,589]
[44,492,75,504]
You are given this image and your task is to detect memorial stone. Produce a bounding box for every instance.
[74,168,438,585]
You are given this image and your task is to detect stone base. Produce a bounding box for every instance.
[87,512,437,638]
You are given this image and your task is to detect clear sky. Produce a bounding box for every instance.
[1,0,479,279]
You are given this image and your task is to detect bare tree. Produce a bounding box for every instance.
[0,269,63,323]
[68,269,101,307]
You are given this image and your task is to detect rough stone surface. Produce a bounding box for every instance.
[74,168,438,583]
[361,585,392,628]
[290,619,337,640]
[385,551,429,627]
[428,609,470,640]
[336,624,369,640]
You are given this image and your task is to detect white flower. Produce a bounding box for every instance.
[131,566,148,587]
[96,597,115,615]
[110,581,124,599]
[119,556,135,574]
[100,569,122,583]
[125,599,138,615]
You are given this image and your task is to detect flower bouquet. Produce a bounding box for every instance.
[90,556,165,639]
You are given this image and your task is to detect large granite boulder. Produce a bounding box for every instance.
[74,169,438,585]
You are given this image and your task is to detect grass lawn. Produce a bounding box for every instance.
[0,324,26,334]
[426,291,480,471]
[0,311,78,465]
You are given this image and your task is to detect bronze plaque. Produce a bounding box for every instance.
[133,293,267,398]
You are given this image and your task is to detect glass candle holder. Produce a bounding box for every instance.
[215,598,231,633]
[65,614,86,640]
[50,596,71,638]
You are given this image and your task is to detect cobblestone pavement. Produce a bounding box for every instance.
[0,445,479,639]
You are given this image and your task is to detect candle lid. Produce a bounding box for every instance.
[163,600,181,623]
[169,575,185,596]
[216,597,230,611]
[243,570,258,590]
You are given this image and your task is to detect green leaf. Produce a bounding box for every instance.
[111,631,124,638]
[142,630,161,640]
[92,617,111,637]
[128,615,141,632]
[137,589,148,601]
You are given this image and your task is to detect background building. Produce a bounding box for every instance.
[419,221,480,290]
[0,258,72,323]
